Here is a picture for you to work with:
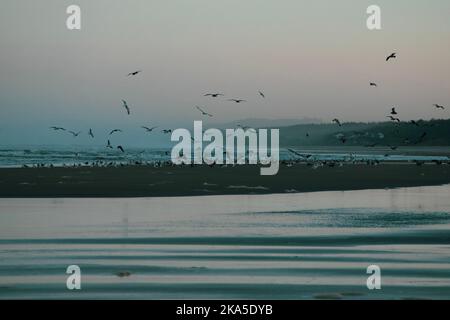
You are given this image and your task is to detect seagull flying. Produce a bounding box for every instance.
[391,107,398,115]
[88,128,94,138]
[109,129,122,135]
[387,116,400,122]
[122,100,130,115]
[195,106,213,117]
[370,82,377,87]
[228,99,246,103]
[50,126,66,131]
[141,126,158,132]
[386,53,397,61]
[259,91,265,98]
[162,129,172,134]
[117,145,125,153]
[68,131,81,137]
[127,70,142,76]
[106,140,113,149]
[332,118,342,126]
[204,93,224,98]
[434,104,445,110]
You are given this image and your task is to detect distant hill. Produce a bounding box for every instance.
[279,119,450,147]
[215,117,323,129]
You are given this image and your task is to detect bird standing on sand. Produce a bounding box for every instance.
[127,70,142,76]
[434,104,445,110]
[332,118,342,126]
[386,53,397,61]
[195,106,213,117]
[204,93,224,98]
[228,99,246,103]
[109,129,122,135]
[88,128,94,138]
[122,100,130,115]
[141,126,158,132]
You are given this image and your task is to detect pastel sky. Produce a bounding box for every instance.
[0,0,449,146]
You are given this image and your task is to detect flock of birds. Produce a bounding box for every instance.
[46,52,447,168]
[49,68,265,155]
[327,52,446,149]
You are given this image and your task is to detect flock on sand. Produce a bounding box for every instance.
[47,52,447,168]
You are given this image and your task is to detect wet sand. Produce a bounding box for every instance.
[0,163,449,197]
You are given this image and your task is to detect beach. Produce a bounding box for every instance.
[1,185,450,299]
[0,163,449,197]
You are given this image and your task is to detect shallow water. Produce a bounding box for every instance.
[0,185,450,299]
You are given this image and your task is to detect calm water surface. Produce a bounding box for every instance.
[0,185,449,299]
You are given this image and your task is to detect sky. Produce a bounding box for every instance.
[0,0,449,147]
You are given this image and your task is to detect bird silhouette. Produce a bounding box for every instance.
[68,130,81,137]
[204,93,224,98]
[332,118,342,126]
[228,99,246,103]
[122,100,130,115]
[195,106,213,117]
[391,107,398,115]
[434,104,445,110]
[88,128,94,138]
[117,145,125,153]
[162,129,172,134]
[259,91,265,98]
[370,82,377,87]
[109,129,122,135]
[50,126,65,131]
[386,53,397,61]
[127,70,142,76]
[387,116,400,122]
[106,140,113,149]
[141,126,158,132]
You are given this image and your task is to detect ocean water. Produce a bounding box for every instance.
[0,185,449,299]
[0,146,449,168]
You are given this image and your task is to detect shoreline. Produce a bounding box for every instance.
[0,163,449,198]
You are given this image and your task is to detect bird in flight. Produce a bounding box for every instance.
[387,116,400,122]
[228,99,246,103]
[109,129,122,135]
[370,82,377,87]
[141,126,158,132]
[259,91,265,98]
[88,128,94,138]
[127,70,142,76]
[195,106,213,117]
[386,53,397,61]
[204,93,224,98]
[106,140,113,149]
[122,100,130,115]
[434,104,445,110]
[332,118,342,126]
[162,129,172,134]
[390,107,398,115]
[117,145,125,153]
[68,130,81,137]
[50,126,66,131]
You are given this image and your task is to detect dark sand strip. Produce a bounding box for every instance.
[0,163,449,198]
